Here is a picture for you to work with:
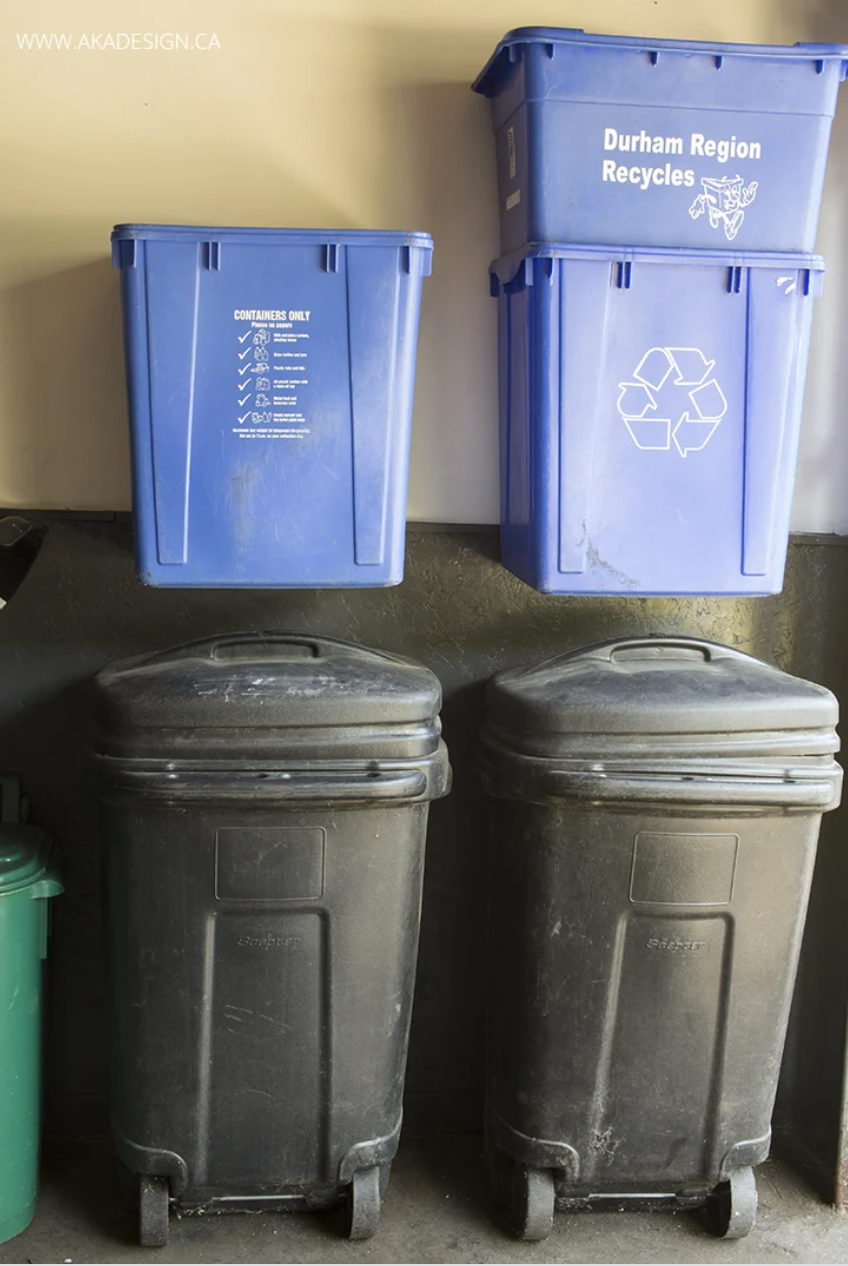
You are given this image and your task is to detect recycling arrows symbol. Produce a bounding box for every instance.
[617,347,727,458]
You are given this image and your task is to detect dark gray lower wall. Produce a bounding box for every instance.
[1,519,846,1173]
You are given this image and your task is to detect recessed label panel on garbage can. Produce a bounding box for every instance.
[630,832,738,906]
[209,911,324,1184]
[215,827,325,901]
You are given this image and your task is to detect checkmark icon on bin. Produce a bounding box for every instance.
[238,348,251,360]
[238,412,251,424]
[238,393,251,406]
[238,330,252,344]
[238,365,251,376]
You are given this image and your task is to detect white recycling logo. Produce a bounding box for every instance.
[617,347,727,458]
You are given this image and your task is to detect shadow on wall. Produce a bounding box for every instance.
[775,0,848,1197]
[359,23,502,521]
[773,538,848,1201]
[785,0,848,38]
[0,258,131,510]
[383,78,500,521]
[787,0,848,532]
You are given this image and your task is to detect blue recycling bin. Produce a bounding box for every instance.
[490,244,824,596]
[473,28,848,254]
[112,226,433,588]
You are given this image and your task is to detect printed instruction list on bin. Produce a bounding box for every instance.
[232,309,312,441]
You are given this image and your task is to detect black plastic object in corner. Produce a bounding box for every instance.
[0,517,44,605]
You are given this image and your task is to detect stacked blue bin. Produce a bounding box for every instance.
[473,29,848,595]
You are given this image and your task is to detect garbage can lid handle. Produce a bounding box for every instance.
[210,635,320,661]
[583,638,747,665]
[133,633,324,665]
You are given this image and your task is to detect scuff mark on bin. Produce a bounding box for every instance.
[228,463,260,553]
[258,1012,293,1033]
[590,1126,619,1161]
[586,541,639,590]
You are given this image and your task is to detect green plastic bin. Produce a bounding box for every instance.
[0,778,62,1245]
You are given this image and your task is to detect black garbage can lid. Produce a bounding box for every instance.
[93,633,443,762]
[485,637,839,760]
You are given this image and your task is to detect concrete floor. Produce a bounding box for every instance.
[3,1136,848,1265]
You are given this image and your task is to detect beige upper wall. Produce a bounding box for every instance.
[0,0,846,528]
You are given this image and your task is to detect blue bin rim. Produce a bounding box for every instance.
[473,27,848,95]
[111,224,433,249]
[490,242,826,291]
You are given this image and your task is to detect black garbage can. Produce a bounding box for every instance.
[480,637,842,1241]
[94,634,451,1245]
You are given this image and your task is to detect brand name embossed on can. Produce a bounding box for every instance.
[646,937,706,952]
[237,935,301,950]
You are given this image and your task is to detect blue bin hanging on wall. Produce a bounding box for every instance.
[473,28,848,255]
[112,226,432,588]
[490,244,824,597]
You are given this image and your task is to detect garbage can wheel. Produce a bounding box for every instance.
[345,1165,382,1241]
[708,1166,757,1240]
[138,1175,170,1248]
[510,1164,555,1241]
